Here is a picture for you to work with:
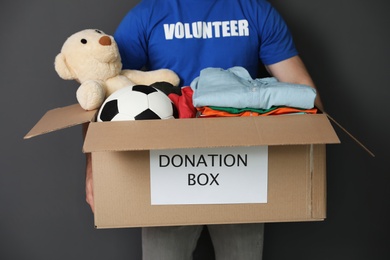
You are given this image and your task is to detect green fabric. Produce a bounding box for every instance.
[208,106,279,114]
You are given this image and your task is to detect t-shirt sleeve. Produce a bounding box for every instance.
[258,2,298,65]
[114,5,148,70]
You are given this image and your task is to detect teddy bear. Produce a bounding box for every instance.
[54,29,180,110]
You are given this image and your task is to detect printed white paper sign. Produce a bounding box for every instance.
[150,146,268,205]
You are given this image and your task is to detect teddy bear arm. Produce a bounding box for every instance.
[105,75,135,97]
[121,69,180,87]
[76,80,106,110]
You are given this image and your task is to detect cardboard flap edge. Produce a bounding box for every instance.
[83,114,341,153]
[324,112,375,157]
[24,104,97,139]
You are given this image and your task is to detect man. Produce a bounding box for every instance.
[86,0,322,259]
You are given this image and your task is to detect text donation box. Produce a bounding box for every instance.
[150,146,268,205]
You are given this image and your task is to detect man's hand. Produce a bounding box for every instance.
[83,122,94,213]
[85,153,94,213]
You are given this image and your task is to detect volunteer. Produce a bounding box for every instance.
[86,0,322,259]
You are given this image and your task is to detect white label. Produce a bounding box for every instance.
[150,146,268,205]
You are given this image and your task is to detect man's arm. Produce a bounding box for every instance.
[265,55,324,111]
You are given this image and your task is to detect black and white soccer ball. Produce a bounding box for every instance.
[97,85,178,122]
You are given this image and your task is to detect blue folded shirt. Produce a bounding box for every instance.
[190,66,316,109]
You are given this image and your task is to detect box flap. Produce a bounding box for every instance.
[24,104,97,139]
[324,112,375,157]
[83,113,340,152]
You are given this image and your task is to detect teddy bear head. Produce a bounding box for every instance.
[54,29,122,83]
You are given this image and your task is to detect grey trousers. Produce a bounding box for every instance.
[142,223,264,260]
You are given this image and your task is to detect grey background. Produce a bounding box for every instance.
[1,0,389,259]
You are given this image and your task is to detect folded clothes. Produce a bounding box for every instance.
[190,66,317,109]
[197,106,318,117]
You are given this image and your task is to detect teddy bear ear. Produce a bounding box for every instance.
[54,53,75,80]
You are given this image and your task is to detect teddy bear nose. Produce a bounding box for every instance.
[99,35,112,46]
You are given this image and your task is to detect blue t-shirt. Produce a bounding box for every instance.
[114,0,297,86]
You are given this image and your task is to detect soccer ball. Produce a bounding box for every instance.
[97,85,178,122]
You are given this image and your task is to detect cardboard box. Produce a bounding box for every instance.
[25,103,340,228]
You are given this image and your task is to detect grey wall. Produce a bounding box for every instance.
[1,0,389,259]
